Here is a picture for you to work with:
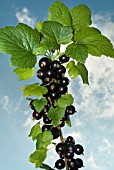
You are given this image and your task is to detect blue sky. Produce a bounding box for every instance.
[0,0,114,170]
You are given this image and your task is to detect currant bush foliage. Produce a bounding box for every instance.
[0,1,114,169]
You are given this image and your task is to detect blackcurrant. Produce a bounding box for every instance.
[36,69,45,79]
[42,125,53,132]
[65,151,74,159]
[48,82,58,91]
[74,144,84,155]
[59,54,69,63]
[67,159,77,169]
[57,65,66,74]
[75,158,84,168]
[60,77,70,85]
[56,142,66,153]
[43,116,52,124]
[50,60,61,69]
[32,111,42,120]
[66,136,75,144]
[55,159,65,169]
[46,69,55,78]
[58,85,68,94]
[59,152,65,159]
[65,105,76,115]
[39,57,51,68]
[49,91,60,100]
[66,143,75,153]
[51,127,61,139]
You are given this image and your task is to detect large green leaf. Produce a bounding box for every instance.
[74,27,114,58]
[70,4,92,31]
[48,1,72,26]
[48,107,65,126]
[41,21,73,45]
[0,23,40,68]
[13,67,34,81]
[33,98,47,113]
[36,131,53,150]
[20,83,48,97]
[29,149,47,168]
[55,94,74,107]
[66,61,89,84]
[29,122,42,141]
[65,43,88,63]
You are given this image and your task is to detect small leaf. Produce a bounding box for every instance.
[20,83,48,97]
[55,94,74,107]
[65,43,88,63]
[36,21,43,32]
[0,23,40,68]
[33,98,47,113]
[66,61,89,84]
[48,107,65,126]
[48,1,72,26]
[66,116,72,127]
[13,67,34,81]
[40,163,54,170]
[36,131,53,150]
[74,27,114,58]
[29,122,42,141]
[71,4,92,31]
[29,149,47,168]
[66,61,80,79]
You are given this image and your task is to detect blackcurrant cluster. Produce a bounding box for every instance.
[29,55,76,139]
[55,136,84,170]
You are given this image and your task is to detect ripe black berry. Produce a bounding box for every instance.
[58,85,68,94]
[55,159,65,169]
[60,77,70,85]
[39,57,51,68]
[65,151,74,159]
[49,91,60,100]
[51,60,61,69]
[66,136,75,144]
[74,144,84,155]
[57,65,66,75]
[51,127,61,139]
[43,116,52,124]
[36,69,45,79]
[59,54,69,63]
[42,125,53,132]
[75,158,84,168]
[46,69,55,78]
[56,143,66,153]
[32,111,42,120]
[65,105,76,115]
[67,159,77,169]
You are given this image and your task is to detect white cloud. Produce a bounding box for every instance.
[87,153,101,170]
[98,138,113,154]
[0,95,10,111]
[15,7,37,27]
[23,117,36,127]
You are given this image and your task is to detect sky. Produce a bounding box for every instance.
[0,0,114,170]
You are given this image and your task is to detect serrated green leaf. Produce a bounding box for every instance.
[29,122,42,141]
[40,163,54,170]
[0,23,40,68]
[70,4,92,31]
[74,27,114,58]
[66,116,72,127]
[48,107,65,126]
[29,149,47,168]
[20,83,48,97]
[36,20,43,32]
[33,98,47,113]
[65,43,88,63]
[41,21,73,45]
[66,61,89,84]
[48,1,72,26]
[13,67,34,81]
[66,61,80,79]
[36,131,53,150]
[55,94,74,107]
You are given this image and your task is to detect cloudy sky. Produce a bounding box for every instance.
[0,0,114,170]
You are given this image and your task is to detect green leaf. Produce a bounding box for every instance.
[48,107,65,126]
[36,131,53,150]
[13,67,34,81]
[70,4,92,31]
[33,98,47,113]
[48,1,72,26]
[66,116,72,127]
[41,21,73,45]
[36,20,43,32]
[29,149,47,168]
[40,163,54,170]
[65,43,88,63]
[66,61,89,84]
[20,83,48,97]
[74,27,114,58]
[55,94,74,107]
[29,122,42,141]
[0,23,40,68]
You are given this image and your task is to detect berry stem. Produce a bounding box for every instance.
[59,127,69,170]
